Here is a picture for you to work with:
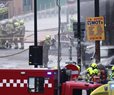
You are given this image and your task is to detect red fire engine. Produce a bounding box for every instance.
[0,68,57,95]
[0,64,101,95]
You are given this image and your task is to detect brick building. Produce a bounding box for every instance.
[8,0,34,18]
[0,0,34,19]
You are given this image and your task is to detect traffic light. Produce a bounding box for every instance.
[73,22,85,39]
[29,46,43,66]
[73,22,78,38]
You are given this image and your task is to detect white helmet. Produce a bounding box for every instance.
[14,22,20,27]
[19,19,24,25]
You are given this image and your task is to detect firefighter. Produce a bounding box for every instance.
[18,19,25,49]
[5,19,14,48]
[70,15,76,24]
[85,62,98,80]
[92,69,101,83]
[0,23,5,49]
[13,21,20,49]
[67,15,76,32]
[98,64,108,84]
[0,21,8,49]
[85,67,94,82]
[86,67,97,95]
[50,37,56,49]
[109,66,114,81]
[42,35,51,68]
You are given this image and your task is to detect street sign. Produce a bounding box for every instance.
[86,16,105,41]
[65,64,80,80]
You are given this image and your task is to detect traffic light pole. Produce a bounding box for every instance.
[95,0,100,63]
[56,0,61,95]
[34,0,38,47]
[34,0,38,68]
[77,0,81,70]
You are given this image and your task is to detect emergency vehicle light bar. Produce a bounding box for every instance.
[110,84,114,88]
[47,72,52,75]
[20,71,26,75]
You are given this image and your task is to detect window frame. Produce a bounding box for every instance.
[28,77,44,93]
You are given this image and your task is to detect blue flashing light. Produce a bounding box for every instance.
[110,84,114,88]
[47,72,52,75]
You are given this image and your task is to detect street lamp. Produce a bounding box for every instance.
[77,0,81,70]
[56,0,61,95]
[94,0,100,63]
[34,0,38,47]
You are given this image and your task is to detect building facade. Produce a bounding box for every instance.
[0,0,34,19]
[8,0,34,18]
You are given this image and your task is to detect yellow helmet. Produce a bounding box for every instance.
[91,63,97,68]
[112,66,114,71]
[94,69,99,75]
[89,70,94,75]
[87,67,93,72]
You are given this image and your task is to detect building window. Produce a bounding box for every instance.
[23,0,32,13]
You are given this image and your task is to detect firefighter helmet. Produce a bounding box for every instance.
[87,67,93,72]
[112,66,114,71]
[14,22,20,27]
[94,69,99,75]
[46,35,51,38]
[91,63,97,69]
[45,35,51,40]
[89,69,94,75]
[19,19,24,25]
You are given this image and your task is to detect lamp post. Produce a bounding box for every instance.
[34,0,38,68]
[34,0,38,47]
[95,0,100,63]
[56,0,61,95]
[77,0,81,70]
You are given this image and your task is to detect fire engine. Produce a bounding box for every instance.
[0,63,101,95]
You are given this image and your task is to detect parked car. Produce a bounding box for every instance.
[86,45,114,67]
[100,55,114,68]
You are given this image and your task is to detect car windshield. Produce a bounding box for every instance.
[100,49,108,58]
[100,48,114,59]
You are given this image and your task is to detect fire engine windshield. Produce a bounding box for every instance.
[28,77,44,93]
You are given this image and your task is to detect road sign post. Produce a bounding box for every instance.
[95,0,100,63]
[56,0,61,95]
[65,64,80,80]
[86,16,105,63]
[77,0,81,70]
